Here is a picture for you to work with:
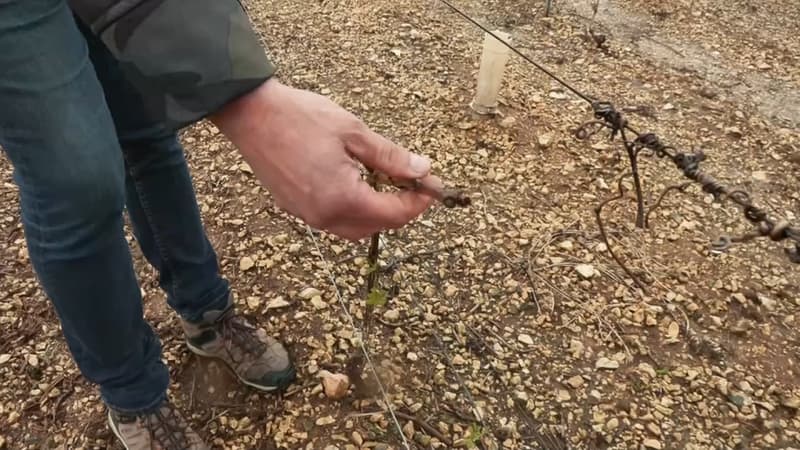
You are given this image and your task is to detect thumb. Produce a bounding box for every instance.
[346,127,431,179]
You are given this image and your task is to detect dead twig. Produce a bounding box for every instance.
[372,172,471,208]
[204,408,230,429]
[364,230,381,336]
[394,411,453,446]
[515,402,568,450]
[48,372,80,424]
[200,401,247,409]
[51,390,71,423]
[189,370,197,410]
[38,374,66,409]
[362,168,384,339]
[379,243,463,273]
[524,256,543,315]
[594,175,648,292]
[621,130,646,228]
[523,251,632,356]
[441,402,478,423]
[590,0,600,19]
[376,316,414,328]
[644,182,693,227]
[284,381,317,398]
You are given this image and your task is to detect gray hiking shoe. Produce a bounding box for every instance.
[181,304,296,392]
[108,401,209,450]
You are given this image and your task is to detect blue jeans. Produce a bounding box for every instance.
[0,0,231,413]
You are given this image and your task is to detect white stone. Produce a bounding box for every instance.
[299,287,321,299]
[666,321,680,339]
[316,416,336,426]
[575,264,595,279]
[558,240,574,251]
[266,297,291,310]
[538,132,554,148]
[567,375,584,388]
[517,334,534,346]
[246,297,261,309]
[643,438,663,449]
[239,256,255,271]
[595,357,619,370]
[310,296,328,310]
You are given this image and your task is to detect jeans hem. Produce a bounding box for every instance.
[182,289,233,324]
[103,391,166,416]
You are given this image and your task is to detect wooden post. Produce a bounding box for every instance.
[470,30,512,115]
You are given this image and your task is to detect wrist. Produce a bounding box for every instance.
[209,77,282,139]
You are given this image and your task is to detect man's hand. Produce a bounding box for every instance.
[210,78,443,241]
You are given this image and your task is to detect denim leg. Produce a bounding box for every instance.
[0,0,168,413]
[121,134,233,323]
[77,19,232,323]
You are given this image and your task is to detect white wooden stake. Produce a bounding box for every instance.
[470,30,512,115]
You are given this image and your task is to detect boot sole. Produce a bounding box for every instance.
[108,411,131,450]
[186,341,296,392]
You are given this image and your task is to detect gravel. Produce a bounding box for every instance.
[1,0,799,448]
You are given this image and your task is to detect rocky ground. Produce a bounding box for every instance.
[1,0,799,449]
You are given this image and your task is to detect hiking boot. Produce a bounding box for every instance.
[181,303,296,392]
[108,401,209,450]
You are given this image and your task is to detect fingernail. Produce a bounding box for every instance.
[409,154,430,175]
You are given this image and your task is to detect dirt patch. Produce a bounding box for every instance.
[1,0,800,449]
[560,0,800,129]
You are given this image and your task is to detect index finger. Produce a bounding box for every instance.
[350,176,442,229]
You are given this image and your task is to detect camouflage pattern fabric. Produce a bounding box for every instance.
[68,0,275,130]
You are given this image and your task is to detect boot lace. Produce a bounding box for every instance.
[142,406,192,450]
[218,311,267,357]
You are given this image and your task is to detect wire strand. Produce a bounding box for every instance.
[305,226,411,450]
[394,266,487,426]
[437,0,595,104]
[438,0,800,262]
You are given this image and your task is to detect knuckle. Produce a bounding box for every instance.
[377,142,404,168]
[344,119,368,141]
[351,117,368,132]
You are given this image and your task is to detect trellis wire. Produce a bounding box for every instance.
[304,226,411,450]
[434,0,800,264]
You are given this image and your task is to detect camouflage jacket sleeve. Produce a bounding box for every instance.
[68,0,275,130]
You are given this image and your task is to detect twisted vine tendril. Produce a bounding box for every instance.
[435,0,799,263]
[577,103,800,263]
